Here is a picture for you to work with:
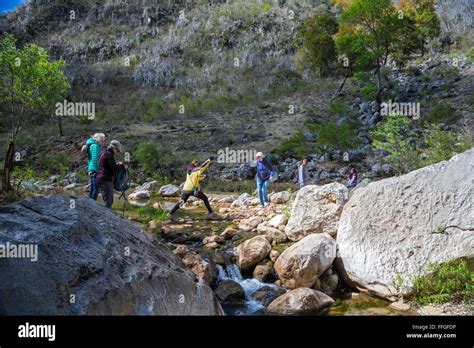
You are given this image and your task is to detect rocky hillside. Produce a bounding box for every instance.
[0,0,473,187]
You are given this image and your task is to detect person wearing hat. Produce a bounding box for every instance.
[96,140,125,208]
[254,151,275,208]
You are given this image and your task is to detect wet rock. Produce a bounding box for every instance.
[174,245,217,286]
[251,286,287,307]
[266,288,335,315]
[252,260,274,282]
[214,280,245,306]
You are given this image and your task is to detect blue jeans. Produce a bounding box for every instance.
[257,178,270,206]
[89,171,99,200]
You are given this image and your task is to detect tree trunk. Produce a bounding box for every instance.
[2,139,15,192]
[375,65,382,113]
[58,115,64,137]
[331,74,348,100]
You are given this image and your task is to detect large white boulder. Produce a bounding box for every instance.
[337,149,474,297]
[285,183,349,241]
[274,233,337,289]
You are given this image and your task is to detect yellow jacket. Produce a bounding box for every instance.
[182,159,211,191]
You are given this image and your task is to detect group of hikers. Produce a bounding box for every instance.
[83,133,358,217]
[82,133,126,209]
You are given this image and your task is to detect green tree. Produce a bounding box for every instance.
[0,34,69,192]
[421,125,471,166]
[337,0,417,109]
[372,116,420,173]
[309,122,360,153]
[298,13,339,77]
[398,0,441,56]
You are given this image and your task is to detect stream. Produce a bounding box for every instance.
[68,189,413,316]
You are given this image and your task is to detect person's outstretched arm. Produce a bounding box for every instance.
[197,159,211,175]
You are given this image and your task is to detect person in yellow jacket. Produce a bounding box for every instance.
[170,159,220,220]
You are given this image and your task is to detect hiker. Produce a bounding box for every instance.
[96,140,126,208]
[346,164,358,188]
[170,159,220,220]
[83,133,105,200]
[254,152,275,208]
[297,156,309,188]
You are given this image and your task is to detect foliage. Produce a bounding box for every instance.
[274,131,308,158]
[424,103,458,124]
[330,97,349,115]
[0,34,69,190]
[135,205,169,224]
[36,153,71,174]
[411,259,473,305]
[420,124,472,166]
[298,13,339,77]
[309,122,360,153]
[11,166,35,194]
[372,116,420,173]
[397,0,441,55]
[134,141,190,180]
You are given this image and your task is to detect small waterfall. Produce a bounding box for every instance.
[216,264,277,315]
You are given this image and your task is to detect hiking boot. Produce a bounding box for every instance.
[208,212,221,220]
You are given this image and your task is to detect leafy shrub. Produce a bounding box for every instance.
[372,116,421,174]
[309,122,360,153]
[421,125,472,166]
[36,153,71,174]
[424,103,458,124]
[411,259,473,305]
[330,97,349,116]
[274,131,308,158]
[361,84,377,100]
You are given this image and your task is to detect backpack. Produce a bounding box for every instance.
[114,164,130,196]
[81,142,93,160]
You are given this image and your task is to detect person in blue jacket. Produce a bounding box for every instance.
[253,152,275,208]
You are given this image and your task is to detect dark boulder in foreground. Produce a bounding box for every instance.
[0,196,223,315]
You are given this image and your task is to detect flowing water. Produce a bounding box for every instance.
[65,189,413,316]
